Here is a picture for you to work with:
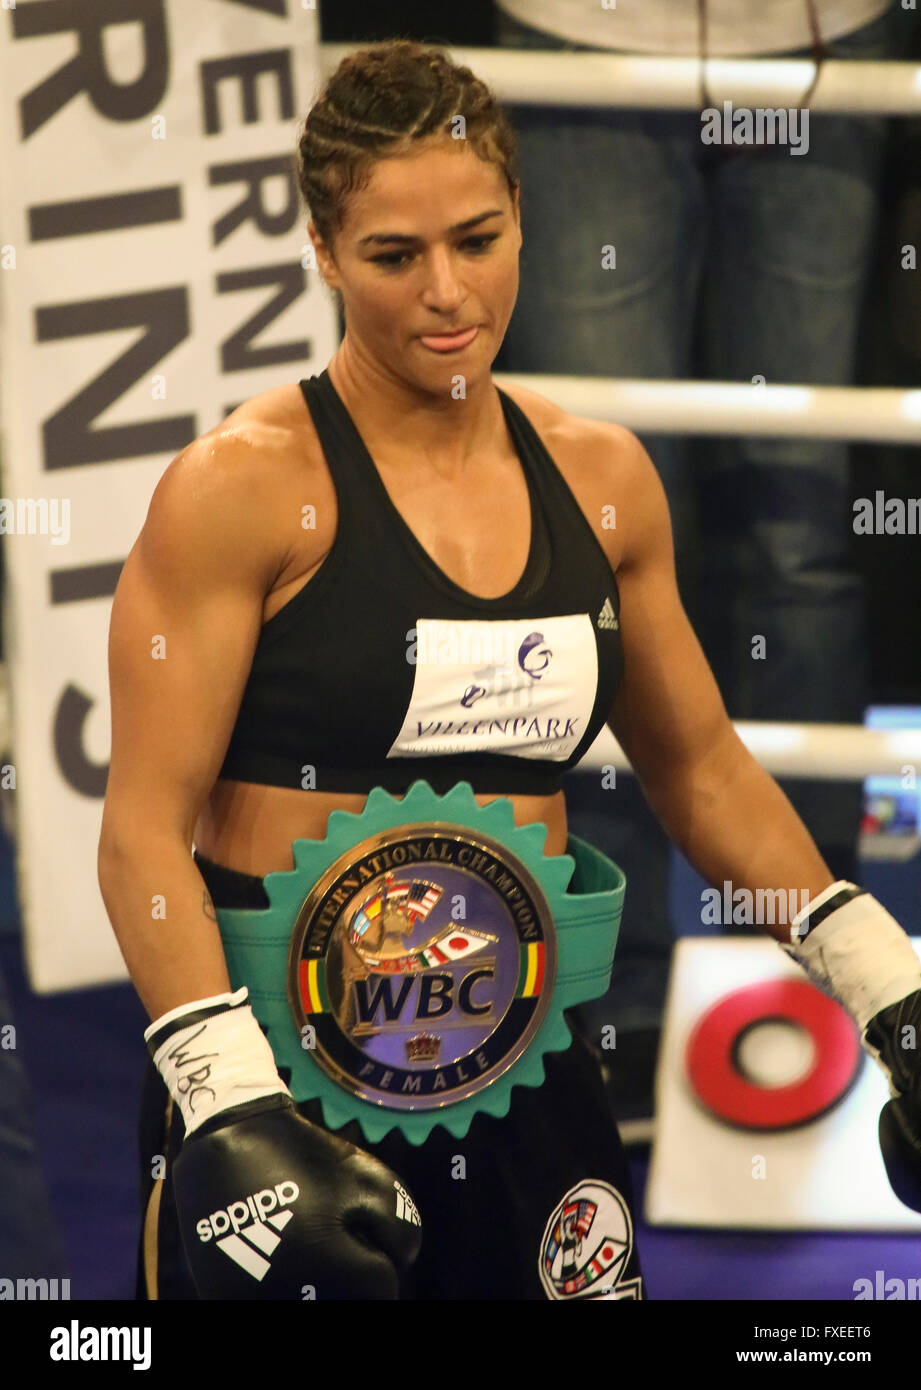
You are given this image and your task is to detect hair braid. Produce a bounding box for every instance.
[294,38,519,254]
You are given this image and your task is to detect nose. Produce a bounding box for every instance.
[420,245,466,312]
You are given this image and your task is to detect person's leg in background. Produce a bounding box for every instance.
[493,7,708,1123]
[0,533,68,1287]
[0,958,68,1285]
[694,3,902,907]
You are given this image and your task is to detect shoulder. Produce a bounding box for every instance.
[497,378,662,567]
[498,377,645,479]
[153,383,323,508]
[144,383,327,578]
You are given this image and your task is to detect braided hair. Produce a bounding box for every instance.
[294,38,520,261]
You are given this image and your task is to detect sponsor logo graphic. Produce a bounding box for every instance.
[539,1180,642,1300]
[518,630,553,678]
[596,596,619,631]
[288,826,557,1111]
[195,1180,299,1282]
[391,615,597,761]
[394,1181,422,1226]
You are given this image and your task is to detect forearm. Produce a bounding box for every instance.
[98,832,231,1020]
[639,729,835,944]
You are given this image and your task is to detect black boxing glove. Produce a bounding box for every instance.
[864,990,921,1213]
[780,881,921,1212]
[145,987,422,1299]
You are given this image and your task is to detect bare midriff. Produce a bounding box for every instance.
[194,783,569,878]
[193,780,570,878]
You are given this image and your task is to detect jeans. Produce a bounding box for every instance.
[0,957,66,1280]
[495,3,902,1030]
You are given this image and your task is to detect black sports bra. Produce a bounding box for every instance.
[218,369,624,795]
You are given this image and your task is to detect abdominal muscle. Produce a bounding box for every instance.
[193,780,570,879]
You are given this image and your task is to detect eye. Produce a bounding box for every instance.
[371,250,412,269]
[462,234,500,253]
[371,234,500,270]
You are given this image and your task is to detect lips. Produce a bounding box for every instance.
[419,325,480,352]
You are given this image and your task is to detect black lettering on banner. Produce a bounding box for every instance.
[201,49,294,134]
[211,157,300,245]
[218,264,308,371]
[7,3,315,812]
[15,0,169,138]
[231,0,288,15]
[31,188,183,242]
[39,289,194,468]
[53,686,109,797]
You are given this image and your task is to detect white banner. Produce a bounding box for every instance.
[0,0,337,991]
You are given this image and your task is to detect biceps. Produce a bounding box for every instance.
[607,563,732,788]
[103,551,260,842]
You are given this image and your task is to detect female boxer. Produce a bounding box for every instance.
[98,40,921,1301]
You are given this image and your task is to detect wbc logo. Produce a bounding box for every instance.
[287,824,556,1111]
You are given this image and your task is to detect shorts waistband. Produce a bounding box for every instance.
[193,849,269,910]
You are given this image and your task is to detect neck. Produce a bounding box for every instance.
[326,337,503,475]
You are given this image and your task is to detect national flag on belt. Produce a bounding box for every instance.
[349,879,442,945]
[403,881,442,924]
[421,928,494,963]
[363,953,419,974]
[299,958,330,1014]
[359,927,496,974]
[517,941,546,997]
[350,896,382,940]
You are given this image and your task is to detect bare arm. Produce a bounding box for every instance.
[604,431,834,942]
[98,430,289,1020]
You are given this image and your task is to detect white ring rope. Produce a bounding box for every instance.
[496,376,921,444]
[583,722,921,780]
[320,46,921,116]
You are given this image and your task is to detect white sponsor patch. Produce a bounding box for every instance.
[390,615,598,762]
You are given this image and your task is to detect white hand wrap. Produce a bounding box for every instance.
[144,986,291,1137]
[780,881,921,1034]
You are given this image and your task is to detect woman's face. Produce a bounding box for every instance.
[312,139,522,389]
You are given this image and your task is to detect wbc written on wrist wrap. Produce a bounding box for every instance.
[144,985,290,1136]
[780,880,921,1036]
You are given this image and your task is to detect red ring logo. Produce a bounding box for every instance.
[685,980,862,1129]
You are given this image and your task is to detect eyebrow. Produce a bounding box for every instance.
[358,209,505,248]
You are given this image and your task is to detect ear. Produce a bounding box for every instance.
[510,185,522,242]
[308,220,341,291]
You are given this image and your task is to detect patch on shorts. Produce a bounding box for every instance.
[538,1180,643,1300]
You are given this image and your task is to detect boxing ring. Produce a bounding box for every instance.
[2,18,920,1311]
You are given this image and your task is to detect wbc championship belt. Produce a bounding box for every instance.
[214,780,625,1144]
